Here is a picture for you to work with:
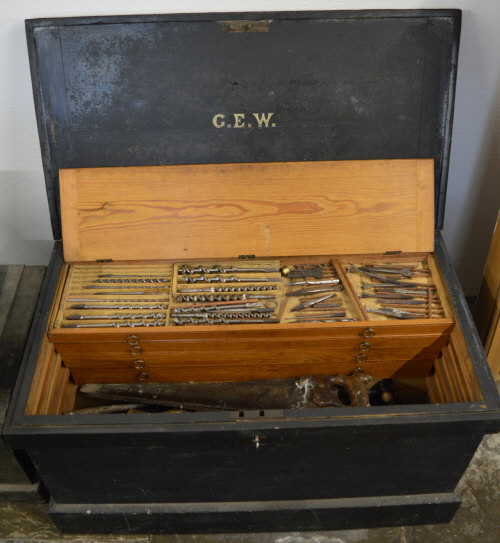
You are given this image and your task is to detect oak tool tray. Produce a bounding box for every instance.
[46,159,455,386]
[4,10,500,535]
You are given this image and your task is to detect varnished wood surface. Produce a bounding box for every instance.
[61,345,444,367]
[448,323,483,401]
[53,333,449,356]
[49,319,454,343]
[69,357,437,384]
[21,244,485,412]
[25,337,74,416]
[60,159,435,262]
[425,253,485,403]
[46,249,455,385]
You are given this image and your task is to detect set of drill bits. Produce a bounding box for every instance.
[175,285,278,304]
[171,299,279,326]
[55,259,445,329]
[284,263,352,323]
[171,261,283,325]
[347,261,445,320]
[57,265,172,328]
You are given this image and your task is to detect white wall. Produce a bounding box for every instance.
[1,0,499,295]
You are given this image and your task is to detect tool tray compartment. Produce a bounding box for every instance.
[47,258,454,386]
[24,157,476,412]
[26,242,479,411]
[37,158,454,387]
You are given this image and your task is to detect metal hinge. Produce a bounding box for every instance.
[384,251,402,255]
[96,259,113,263]
[238,254,256,259]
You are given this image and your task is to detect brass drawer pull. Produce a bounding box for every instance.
[362,327,375,338]
[136,371,149,381]
[126,334,141,345]
[359,341,371,352]
[129,345,143,355]
[133,359,146,370]
[356,353,367,363]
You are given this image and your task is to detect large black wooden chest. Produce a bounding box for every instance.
[3,10,500,534]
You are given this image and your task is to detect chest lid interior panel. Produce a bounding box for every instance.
[26,10,461,240]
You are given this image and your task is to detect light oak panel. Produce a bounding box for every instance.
[49,319,454,343]
[53,333,449,356]
[69,358,437,384]
[60,345,444,367]
[60,159,434,262]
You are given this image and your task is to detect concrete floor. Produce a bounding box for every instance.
[1,432,499,543]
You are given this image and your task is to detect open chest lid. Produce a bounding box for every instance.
[26,10,460,242]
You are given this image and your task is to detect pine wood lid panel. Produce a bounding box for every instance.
[60,159,434,262]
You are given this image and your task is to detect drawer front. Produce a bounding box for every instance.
[54,322,452,384]
[53,332,450,357]
[61,344,444,368]
[49,320,454,344]
[69,357,436,384]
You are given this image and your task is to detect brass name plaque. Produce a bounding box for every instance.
[221,20,269,33]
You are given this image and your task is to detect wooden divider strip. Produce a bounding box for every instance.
[426,255,452,318]
[25,339,53,414]
[35,350,60,415]
[432,364,449,403]
[334,260,368,320]
[448,326,483,401]
[437,349,460,402]
[440,346,466,402]
[426,374,439,403]
[47,358,70,414]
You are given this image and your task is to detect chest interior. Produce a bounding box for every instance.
[23,159,484,415]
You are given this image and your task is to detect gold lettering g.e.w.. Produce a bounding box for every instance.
[212,113,276,128]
